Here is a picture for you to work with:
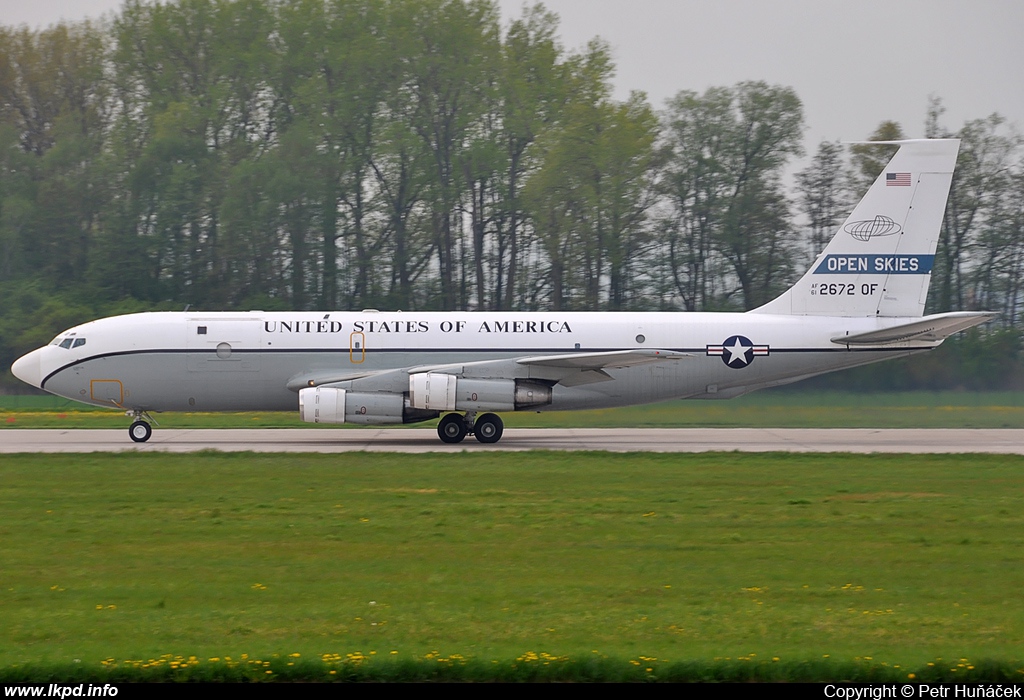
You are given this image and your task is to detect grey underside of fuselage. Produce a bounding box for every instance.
[42,347,922,414]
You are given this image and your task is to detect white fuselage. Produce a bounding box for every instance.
[15,310,930,415]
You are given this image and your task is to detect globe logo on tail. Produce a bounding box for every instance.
[844,215,902,242]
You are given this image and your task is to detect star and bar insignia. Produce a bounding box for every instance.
[706,335,770,369]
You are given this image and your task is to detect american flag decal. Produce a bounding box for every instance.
[886,172,911,187]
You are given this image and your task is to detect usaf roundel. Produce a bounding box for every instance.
[706,335,770,369]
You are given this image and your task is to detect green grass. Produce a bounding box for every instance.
[2,451,1023,680]
[4,390,1024,428]
[2,656,1019,683]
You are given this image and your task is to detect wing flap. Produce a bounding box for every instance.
[515,348,690,370]
[557,369,614,387]
[831,312,996,346]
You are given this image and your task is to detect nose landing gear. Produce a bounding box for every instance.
[435,412,505,444]
[129,420,152,443]
[126,410,157,443]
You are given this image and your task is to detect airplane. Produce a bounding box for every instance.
[11,139,995,445]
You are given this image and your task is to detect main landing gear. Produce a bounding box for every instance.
[126,410,156,443]
[436,412,504,445]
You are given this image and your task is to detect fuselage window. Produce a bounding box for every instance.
[59,338,73,349]
[72,338,86,348]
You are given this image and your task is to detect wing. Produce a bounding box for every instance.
[831,311,996,346]
[415,349,691,387]
[288,349,690,392]
[515,348,687,369]
[285,369,383,391]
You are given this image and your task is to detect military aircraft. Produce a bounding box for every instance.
[11,139,993,444]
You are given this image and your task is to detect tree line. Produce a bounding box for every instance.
[1,0,1022,387]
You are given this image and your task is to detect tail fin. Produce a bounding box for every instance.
[753,139,959,317]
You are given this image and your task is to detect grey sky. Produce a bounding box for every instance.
[495,0,1024,148]
[3,0,1021,150]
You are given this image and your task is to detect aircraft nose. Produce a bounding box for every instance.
[11,348,44,389]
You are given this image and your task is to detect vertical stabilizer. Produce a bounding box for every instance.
[753,139,959,317]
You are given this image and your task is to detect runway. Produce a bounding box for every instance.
[2,428,1023,453]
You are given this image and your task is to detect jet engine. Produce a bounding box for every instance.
[408,373,552,412]
[299,387,435,424]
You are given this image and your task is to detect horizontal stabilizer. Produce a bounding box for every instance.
[831,312,996,346]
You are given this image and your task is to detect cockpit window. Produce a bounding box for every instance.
[59,338,74,349]
[72,338,86,348]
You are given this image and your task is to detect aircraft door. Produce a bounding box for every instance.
[349,332,366,364]
[89,379,124,406]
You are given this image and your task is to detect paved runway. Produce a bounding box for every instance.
[2,428,1022,453]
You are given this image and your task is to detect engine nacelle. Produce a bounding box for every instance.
[409,373,552,412]
[299,387,404,424]
[407,372,457,411]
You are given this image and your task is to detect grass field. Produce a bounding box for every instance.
[4,390,1024,429]
[2,451,1023,681]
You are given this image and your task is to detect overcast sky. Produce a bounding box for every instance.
[3,0,1021,152]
